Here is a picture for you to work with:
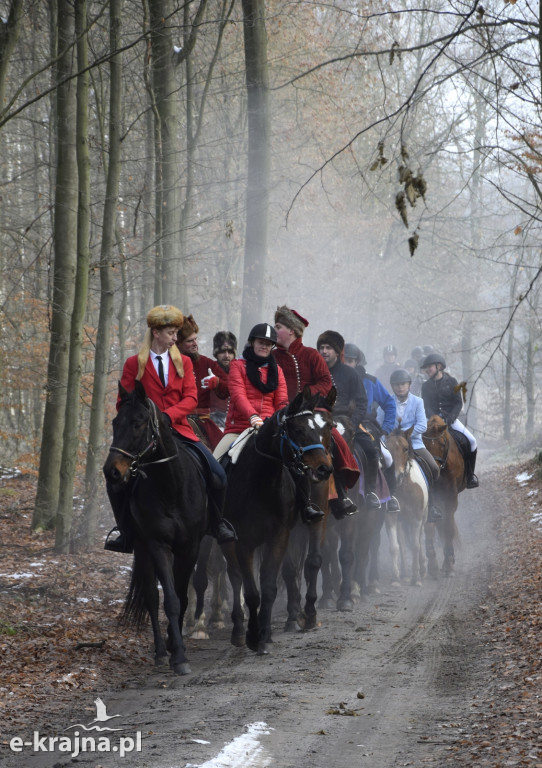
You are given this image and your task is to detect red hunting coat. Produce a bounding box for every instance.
[118,353,198,441]
[224,358,289,435]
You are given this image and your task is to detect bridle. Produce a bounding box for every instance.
[423,430,450,471]
[254,409,329,477]
[108,397,178,478]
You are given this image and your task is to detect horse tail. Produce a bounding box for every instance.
[120,550,155,630]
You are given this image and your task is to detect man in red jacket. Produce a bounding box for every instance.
[273,306,359,520]
[104,305,236,552]
[175,314,230,450]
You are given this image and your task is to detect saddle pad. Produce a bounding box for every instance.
[228,427,254,464]
[413,456,430,488]
[449,427,470,460]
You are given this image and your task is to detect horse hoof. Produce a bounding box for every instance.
[209,621,225,630]
[257,646,270,656]
[283,619,300,633]
[336,599,354,612]
[318,597,336,610]
[172,662,191,675]
[190,630,210,640]
[230,632,245,648]
[246,635,259,653]
[155,654,168,667]
[391,580,401,588]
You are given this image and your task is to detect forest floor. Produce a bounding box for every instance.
[0,450,542,767]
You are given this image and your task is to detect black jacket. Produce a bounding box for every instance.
[421,372,462,425]
[328,360,368,428]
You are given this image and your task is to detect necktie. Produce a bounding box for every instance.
[156,355,166,387]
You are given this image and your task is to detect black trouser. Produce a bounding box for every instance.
[354,431,379,494]
[171,434,227,531]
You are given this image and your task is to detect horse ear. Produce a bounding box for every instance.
[326,386,337,410]
[118,381,130,401]
[288,390,304,414]
[134,379,147,402]
[404,425,414,440]
[302,384,312,400]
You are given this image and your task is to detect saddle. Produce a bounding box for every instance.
[449,427,470,461]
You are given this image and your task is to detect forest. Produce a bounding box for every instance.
[1,0,540,551]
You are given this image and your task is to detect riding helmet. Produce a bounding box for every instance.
[344,343,366,366]
[383,344,397,357]
[422,344,434,355]
[390,368,412,386]
[248,323,277,344]
[420,352,446,370]
[410,345,424,359]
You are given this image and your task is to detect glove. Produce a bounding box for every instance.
[201,368,219,390]
[250,414,264,430]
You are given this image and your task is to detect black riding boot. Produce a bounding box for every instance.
[329,472,358,520]
[208,486,237,545]
[104,483,134,554]
[466,449,479,489]
[383,465,400,513]
[426,488,443,522]
[294,473,325,524]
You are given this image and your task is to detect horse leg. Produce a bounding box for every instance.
[281,524,304,632]
[209,541,227,629]
[258,534,289,654]
[190,535,212,639]
[223,543,246,647]
[237,549,261,652]
[441,509,456,576]
[367,512,384,593]
[129,546,168,665]
[336,516,356,611]
[385,514,401,586]
[150,546,189,675]
[171,545,200,675]
[425,520,439,579]
[319,520,339,609]
[302,519,325,628]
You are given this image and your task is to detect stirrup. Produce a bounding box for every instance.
[365,491,381,510]
[386,496,400,513]
[214,519,237,545]
[104,527,133,554]
[329,497,357,520]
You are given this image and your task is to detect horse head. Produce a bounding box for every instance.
[103,381,171,485]
[386,427,413,485]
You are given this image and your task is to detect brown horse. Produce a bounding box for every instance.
[422,415,465,576]
[385,428,428,586]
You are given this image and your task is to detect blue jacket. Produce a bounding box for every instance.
[380,392,427,449]
[356,367,396,435]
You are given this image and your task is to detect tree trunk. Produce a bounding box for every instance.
[33,0,78,531]
[83,0,124,547]
[239,0,270,343]
[0,0,24,116]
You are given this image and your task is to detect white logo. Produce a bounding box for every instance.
[9,697,142,758]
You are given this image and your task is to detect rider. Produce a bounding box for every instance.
[273,306,359,521]
[375,344,401,387]
[403,358,424,396]
[209,330,237,429]
[104,305,236,553]
[343,343,400,513]
[213,322,289,460]
[317,330,381,512]
[386,368,443,522]
[420,352,479,489]
[175,314,230,450]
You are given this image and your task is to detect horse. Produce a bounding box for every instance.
[319,417,387,609]
[384,428,428,587]
[102,380,208,675]
[422,415,465,576]
[223,387,334,655]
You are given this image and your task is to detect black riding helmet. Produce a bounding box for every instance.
[383,344,397,357]
[390,368,412,386]
[248,323,277,344]
[420,352,446,370]
[344,343,366,366]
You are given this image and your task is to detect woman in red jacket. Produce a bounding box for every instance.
[213,323,288,459]
[104,305,236,552]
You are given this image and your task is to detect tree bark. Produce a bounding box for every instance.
[33,0,78,531]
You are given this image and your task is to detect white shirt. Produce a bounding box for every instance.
[150,349,170,386]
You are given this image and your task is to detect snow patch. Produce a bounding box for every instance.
[516,472,533,485]
[184,722,273,768]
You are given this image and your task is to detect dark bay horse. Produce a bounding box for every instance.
[223,388,334,655]
[103,381,208,675]
[385,428,428,586]
[422,415,465,576]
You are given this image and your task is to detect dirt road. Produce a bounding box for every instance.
[4,461,515,768]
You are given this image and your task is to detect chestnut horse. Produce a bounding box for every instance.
[422,415,465,576]
[385,428,428,586]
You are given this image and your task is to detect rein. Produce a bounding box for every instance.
[423,431,450,471]
[109,398,178,478]
[253,409,327,475]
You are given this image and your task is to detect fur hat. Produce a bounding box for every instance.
[177,314,199,344]
[137,305,185,381]
[274,306,309,338]
[317,330,345,357]
[213,330,237,357]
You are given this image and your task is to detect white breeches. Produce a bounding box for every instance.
[450,419,477,452]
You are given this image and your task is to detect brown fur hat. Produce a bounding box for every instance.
[137,305,185,380]
[213,330,237,357]
[316,330,345,357]
[177,314,199,344]
[274,306,309,338]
